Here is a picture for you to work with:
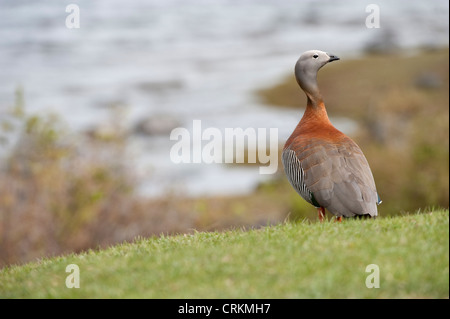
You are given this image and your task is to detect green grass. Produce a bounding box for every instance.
[1,210,448,298]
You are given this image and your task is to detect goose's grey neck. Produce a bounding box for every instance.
[295,60,323,106]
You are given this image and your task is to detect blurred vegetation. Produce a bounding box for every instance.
[0,89,287,267]
[0,89,196,267]
[258,47,449,217]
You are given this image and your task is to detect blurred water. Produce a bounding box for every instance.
[0,0,448,197]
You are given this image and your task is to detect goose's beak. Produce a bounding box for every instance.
[327,54,340,62]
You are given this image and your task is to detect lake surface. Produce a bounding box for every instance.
[0,0,448,197]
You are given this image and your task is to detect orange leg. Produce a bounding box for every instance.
[318,207,325,222]
[335,216,343,223]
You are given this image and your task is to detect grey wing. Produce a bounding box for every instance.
[297,139,379,217]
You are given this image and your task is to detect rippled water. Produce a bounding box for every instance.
[0,0,448,196]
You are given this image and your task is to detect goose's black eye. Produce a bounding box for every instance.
[313,54,319,59]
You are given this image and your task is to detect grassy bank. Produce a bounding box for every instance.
[1,209,448,298]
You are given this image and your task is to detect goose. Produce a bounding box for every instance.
[282,50,381,221]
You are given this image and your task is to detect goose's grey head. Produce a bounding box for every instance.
[294,50,339,99]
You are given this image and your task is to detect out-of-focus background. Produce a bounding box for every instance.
[0,0,448,267]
